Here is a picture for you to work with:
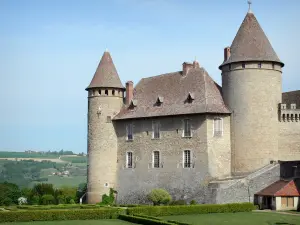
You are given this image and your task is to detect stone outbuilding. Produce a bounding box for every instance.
[255,179,300,210]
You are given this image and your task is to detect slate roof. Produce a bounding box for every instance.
[114,67,230,120]
[219,12,284,69]
[282,90,300,109]
[86,51,124,90]
[255,180,300,197]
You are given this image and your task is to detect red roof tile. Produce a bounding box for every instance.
[256,180,300,196]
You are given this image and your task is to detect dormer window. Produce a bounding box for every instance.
[156,96,164,106]
[129,99,138,110]
[186,92,195,103]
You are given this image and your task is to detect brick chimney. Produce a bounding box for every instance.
[182,62,193,76]
[126,81,134,105]
[224,47,231,61]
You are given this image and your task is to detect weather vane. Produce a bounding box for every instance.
[247,0,252,13]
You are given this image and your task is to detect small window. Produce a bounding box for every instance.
[93,90,95,96]
[183,150,191,168]
[242,63,245,69]
[126,152,133,168]
[229,64,232,71]
[258,63,262,68]
[126,124,133,140]
[106,116,112,123]
[213,118,223,137]
[152,121,160,139]
[183,119,191,137]
[153,151,160,168]
[272,63,275,69]
[112,90,115,96]
[98,90,101,95]
[105,90,108,95]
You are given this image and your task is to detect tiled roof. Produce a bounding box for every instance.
[86,51,124,90]
[255,180,300,196]
[114,67,230,120]
[219,12,284,69]
[282,90,300,108]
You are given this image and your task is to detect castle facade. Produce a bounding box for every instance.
[85,8,300,204]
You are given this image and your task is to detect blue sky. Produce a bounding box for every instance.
[0,0,299,153]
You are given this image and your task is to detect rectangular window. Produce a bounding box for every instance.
[126,124,133,140]
[153,151,160,168]
[183,119,191,137]
[213,118,223,137]
[183,150,191,168]
[126,152,133,168]
[152,121,160,139]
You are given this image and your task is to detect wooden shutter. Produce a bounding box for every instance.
[281,197,287,207]
[288,197,294,207]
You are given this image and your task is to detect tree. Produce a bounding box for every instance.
[41,194,55,205]
[147,188,172,206]
[0,182,21,205]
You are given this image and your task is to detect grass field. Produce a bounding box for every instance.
[1,220,135,225]
[60,156,87,163]
[30,175,87,188]
[0,152,59,159]
[161,212,300,225]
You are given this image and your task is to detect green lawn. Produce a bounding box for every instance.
[30,175,87,188]
[1,220,134,225]
[161,212,300,225]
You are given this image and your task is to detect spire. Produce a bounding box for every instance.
[86,51,125,90]
[219,8,284,69]
[247,0,252,14]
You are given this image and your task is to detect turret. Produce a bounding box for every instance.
[219,4,284,175]
[86,50,125,203]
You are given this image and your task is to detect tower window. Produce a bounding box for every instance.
[242,63,245,69]
[183,150,191,168]
[106,116,112,123]
[98,90,101,95]
[126,152,133,168]
[112,90,115,96]
[272,63,275,69]
[229,64,232,71]
[183,119,191,137]
[258,63,262,68]
[153,151,160,168]
[105,90,108,95]
[152,121,160,139]
[213,118,223,137]
[126,123,133,141]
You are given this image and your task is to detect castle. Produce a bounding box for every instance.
[85,6,300,206]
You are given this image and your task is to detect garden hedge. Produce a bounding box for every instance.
[133,214,191,225]
[119,214,175,225]
[127,202,256,216]
[0,208,126,222]
[16,204,104,210]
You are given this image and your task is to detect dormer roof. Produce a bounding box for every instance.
[86,50,125,90]
[219,12,284,69]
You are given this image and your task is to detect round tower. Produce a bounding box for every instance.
[86,50,125,203]
[220,7,284,175]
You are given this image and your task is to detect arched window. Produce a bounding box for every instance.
[112,90,115,96]
[105,90,108,95]
[98,89,101,95]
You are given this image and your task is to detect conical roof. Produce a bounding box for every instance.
[86,51,125,90]
[219,12,284,69]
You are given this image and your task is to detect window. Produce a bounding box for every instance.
[112,90,115,96]
[229,64,232,71]
[98,89,101,95]
[126,152,133,168]
[242,63,245,69]
[183,119,191,137]
[126,124,133,140]
[106,116,112,123]
[281,197,294,208]
[272,63,275,69]
[258,62,262,68]
[152,121,160,139]
[105,90,108,95]
[183,150,191,168]
[153,151,160,168]
[213,118,223,137]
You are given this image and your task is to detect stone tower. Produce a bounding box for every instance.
[86,50,125,203]
[220,8,284,174]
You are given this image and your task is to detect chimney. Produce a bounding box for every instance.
[193,60,200,69]
[126,81,134,105]
[224,47,231,61]
[182,62,193,76]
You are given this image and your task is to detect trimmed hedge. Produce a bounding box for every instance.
[119,214,174,225]
[0,208,126,222]
[15,204,104,210]
[127,203,256,216]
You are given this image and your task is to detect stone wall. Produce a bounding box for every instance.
[115,114,231,204]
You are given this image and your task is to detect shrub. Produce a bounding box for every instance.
[30,195,40,205]
[69,199,75,204]
[169,200,186,205]
[189,200,197,205]
[0,208,126,222]
[147,189,172,206]
[99,188,117,205]
[56,195,66,204]
[18,197,27,205]
[127,202,256,216]
[119,214,174,225]
[3,197,13,206]
[41,194,55,205]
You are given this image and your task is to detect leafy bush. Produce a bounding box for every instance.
[18,197,27,205]
[56,195,66,204]
[69,199,75,204]
[2,197,13,206]
[119,214,174,225]
[127,202,256,216]
[0,182,21,205]
[0,208,126,222]
[30,195,40,205]
[169,200,186,205]
[189,200,197,205]
[147,189,172,206]
[41,194,55,205]
[99,188,117,205]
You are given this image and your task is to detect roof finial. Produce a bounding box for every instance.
[247,0,253,13]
